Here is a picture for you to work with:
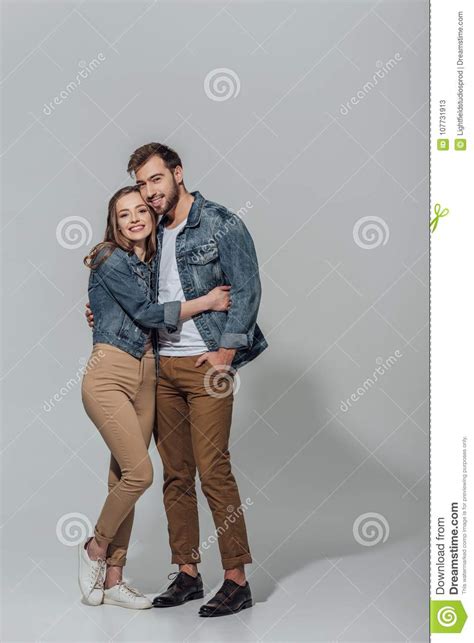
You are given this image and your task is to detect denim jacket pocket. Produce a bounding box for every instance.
[186,243,219,265]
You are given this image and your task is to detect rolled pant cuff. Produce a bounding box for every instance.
[106,556,126,567]
[171,553,202,565]
[94,528,114,549]
[222,553,252,570]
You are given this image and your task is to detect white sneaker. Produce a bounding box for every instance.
[103,581,152,610]
[78,539,106,606]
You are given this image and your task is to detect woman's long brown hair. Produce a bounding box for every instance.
[84,185,157,270]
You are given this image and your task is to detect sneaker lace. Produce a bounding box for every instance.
[118,581,145,599]
[90,558,106,592]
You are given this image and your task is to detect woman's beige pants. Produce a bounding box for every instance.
[81,343,156,567]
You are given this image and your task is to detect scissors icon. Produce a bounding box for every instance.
[430,203,449,233]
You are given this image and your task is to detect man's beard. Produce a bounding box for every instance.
[151,181,179,216]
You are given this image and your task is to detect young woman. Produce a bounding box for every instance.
[79,186,230,609]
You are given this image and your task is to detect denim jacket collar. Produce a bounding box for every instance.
[127,248,156,270]
[186,191,204,227]
[127,251,141,266]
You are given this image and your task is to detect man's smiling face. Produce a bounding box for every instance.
[135,154,181,217]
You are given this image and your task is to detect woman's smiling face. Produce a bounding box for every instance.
[115,192,153,243]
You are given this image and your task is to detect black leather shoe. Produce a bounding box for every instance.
[198,579,253,617]
[153,571,204,607]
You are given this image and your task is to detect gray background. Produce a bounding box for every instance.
[1,0,429,641]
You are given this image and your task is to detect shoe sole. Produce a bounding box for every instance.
[199,598,253,617]
[153,589,204,608]
[103,598,152,610]
[79,595,102,606]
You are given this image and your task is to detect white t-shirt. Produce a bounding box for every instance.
[158,218,208,356]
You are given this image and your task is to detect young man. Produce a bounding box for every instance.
[87,143,267,617]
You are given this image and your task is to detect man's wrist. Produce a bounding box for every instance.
[216,347,237,365]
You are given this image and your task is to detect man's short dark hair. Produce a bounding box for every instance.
[127,143,182,176]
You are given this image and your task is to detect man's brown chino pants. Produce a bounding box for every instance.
[155,355,252,570]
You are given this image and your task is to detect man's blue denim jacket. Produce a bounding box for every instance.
[88,247,181,362]
[155,191,268,369]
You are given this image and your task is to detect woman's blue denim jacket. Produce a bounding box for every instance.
[88,247,180,362]
[155,191,268,369]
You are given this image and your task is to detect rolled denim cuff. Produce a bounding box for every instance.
[163,301,181,332]
[219,332,249,349]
